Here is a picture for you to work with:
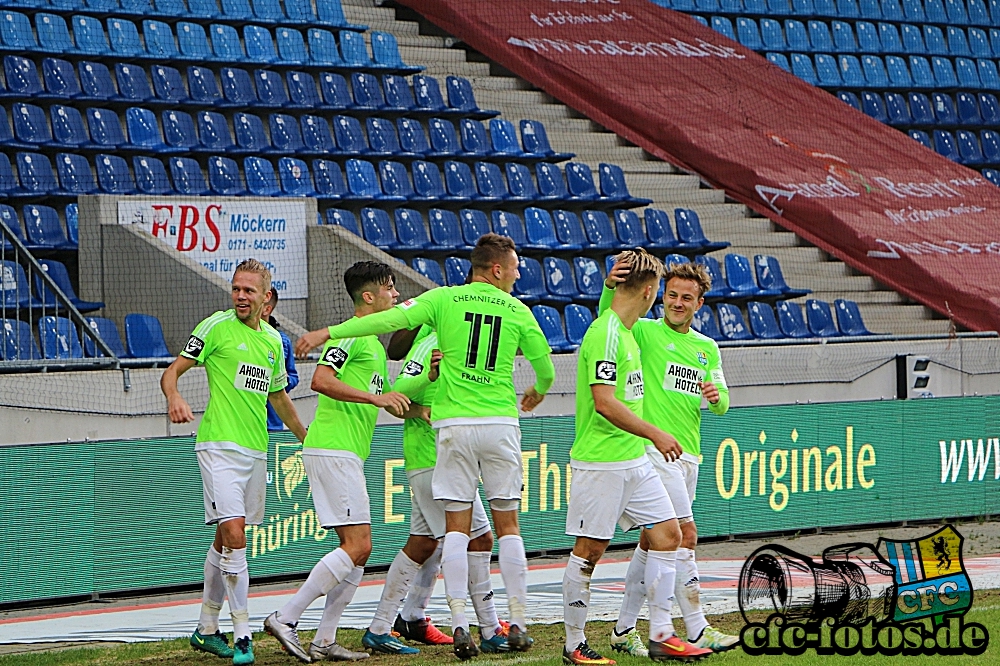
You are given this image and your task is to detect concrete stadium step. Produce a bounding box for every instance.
[807,291,907,305]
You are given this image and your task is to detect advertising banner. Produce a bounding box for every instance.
[4,397,999,604]
[398,0,1000,332]
[116,198,308,298]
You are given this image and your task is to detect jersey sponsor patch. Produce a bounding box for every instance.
[710,368,727,388]
[664,362,704,397]
[323,346,348,370]
[696,350,708,366]
[234,361,271,395]
[595,360,617,382]
[369,373,384,395]
[399,299,417,309]
[625,369,644,401]
[184,335,205,356]
[401,360,424,376]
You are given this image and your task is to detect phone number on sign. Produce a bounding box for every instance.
[227,238,287,251]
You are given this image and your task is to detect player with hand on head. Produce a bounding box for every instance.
[601,257,736,656]
[160,259,307,666]
[562,248,712,665]
[264,261,412,663]
[295,234,555,661]
[364,328,511,655]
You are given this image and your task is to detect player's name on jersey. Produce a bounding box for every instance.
[462,370,490,384]
[665,362,704,396]
[235,362,271,394]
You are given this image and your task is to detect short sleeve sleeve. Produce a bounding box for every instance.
[581,324,618,387]
[317,337,356,374]
[180,315,218,363]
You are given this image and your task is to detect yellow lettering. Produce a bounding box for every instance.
[565,464,573,504]
[858,443,876,489]
[521,450,537,512]
[759,449,766,496]
[791,449,798,494]
[250,525,267,558]
[716,438,740,500]
[846,426,854,490]
[803,447,822,492]
[744,450,758,497]
[770,449,788,511]
[539,443,561,512]
[384,459,405,524]
[825,446,843,491]
[301,508,316,540]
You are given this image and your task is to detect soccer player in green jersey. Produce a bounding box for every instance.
[264,262,411,663]
[364,329,512,655]
[161,259,307,666]
[562,249,712,665]
[295,234,555,659]
[601,257,737,655]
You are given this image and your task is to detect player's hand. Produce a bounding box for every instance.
[429,349,443,382]
[418,404,432,425]
[604,259,631,290]
[168,394,195,424]
[650,429,682,463]
[294,329,329,359]
[373,391,411,417]
[520,387,545,412]
[701,381,720,404]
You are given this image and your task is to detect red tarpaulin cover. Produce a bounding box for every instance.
[400,0,1000,332]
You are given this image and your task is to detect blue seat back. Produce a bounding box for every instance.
[359,207,397,248]
[443,161,478,198]
[1,318,41,360]
[552,210,587,247]
[413,75,447,112]
[724,253,761,295]
[523,207,558,247]
[340,30,373,66]
[178,21,212,59]
[565,162,599,198]
[209,155,245,195]
[383,74,416,111]
[459,209,491,246]
[313,159,347,198]
[805,299,840,336]
[144,20,178,58]
[35,258,80,306]
[490,119,521,155]
[532,305,571,349]
[188,65,222,105]
[564,304,594,346]
[460,119,491,155]
[397,117,430,154]
[125,313,171,357]
[288,70,321,107]
[199,111,234,151]
[573,257,603,300]
[394,208,429,248]
[269,113,303,152]
[491,210,528,245]
[474,161,508,198]
[83,317,128,358]
[308,28,342,65]
[514,257,546,300]
[536,162,569,198]
[599,163,633,199]
[278,157,312,196]
[717,303,754,341]
[2,11,37,49]
[691,305,723,341]
[345,159,380,197]
[352,72,385,109]
[126,107,163,148]
[301,115,335,153]
[411,160,446,198]
[746,302,785,339]
[613,209,647,246]
[114,63,152,102]
[446,76,483,112]
[43,58,81,99]
[543,257,578,299]
[428,118,460,154]
[5,57,43,96]
[505,163,539,199]
[65,203,78,244]
[221,0,253,19]
[411,258,444,286]
[162,109,198,150]
[244,25,278,62]
[13,103,53,144]
[581,210,616,248]
[151,65,188,104]
[645,209,679,247]
[24,204,70,247]
[211,23,244,60]
[256,69,289,107]
[379,160,414,198]
[520,119,558,156]
[222,67,257,106]
[74,14,110,54]
[134,156,173,194]
[37,13,74,52]
[169,156,208,195]
[17,152,58,194]
[325,208,359,234]
[754,255,794,292]
[96,153,134,194]
[276,27,307,64]
[245,156,280,196]
[675,208,710,245]
[333,115,368,153]
[39,316,83,359]
[371,31,406,67]
[427,209,462,248]
[445,257,472,286]
[834,299,872,335]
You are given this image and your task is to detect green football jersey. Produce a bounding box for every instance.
[599,286,729,460]
[181,310,288,456]
[392,329,439,471]
[393,283,551,423]
[304,324,387,460]
[570,309,647,464]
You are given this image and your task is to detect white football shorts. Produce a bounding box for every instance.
[646,447,699,522]
[197,448,267,526]
[432,424,522,503]
[303,452,371,528]
[565,459,676,540]
[408,468,490,539]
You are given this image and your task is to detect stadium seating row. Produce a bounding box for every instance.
[1,258,100,311]
[767,50,1000,88]
[0,14,400,70]
[0,313,172,360]
[653,0,1000,24]
[1,202,77,249]
[0,0,363,29]
[839,88,1000,124]
[0,105,566,166]
[0,152,648,206]
[907,125,1000,160]
[0,58,498,122]
[325,206,729,256]
[719,16,1000,56]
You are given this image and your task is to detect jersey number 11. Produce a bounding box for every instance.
[464,312,502,372]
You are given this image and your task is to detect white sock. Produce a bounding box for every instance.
[615,545,648,635]
[675,548,709,641]
[220,547,250,640]
[498,535,528,630]
[468,551,500,637]
[279,548,354,625]
[370,551,420,635]
[562,554,592,653]
[646,550,677,643]
[441,532,471,632]
[401,543,441,622]
[314,566,364,646]
[198,546,226,634]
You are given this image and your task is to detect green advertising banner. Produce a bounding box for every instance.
[3,396,999,605]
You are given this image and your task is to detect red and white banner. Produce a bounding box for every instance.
[401,0,1000,332]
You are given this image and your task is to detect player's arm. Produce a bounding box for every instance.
[598,259,631,315]
[283,335,300,393]
[592,384,681,462]
[312,365,411,416]
[294,298,436,358]
[387,327,422,361]
[268,390,307,442]
[160,355,198,423]
[392,349,440,423]
[703,345,730,415]
[519,314,556,412]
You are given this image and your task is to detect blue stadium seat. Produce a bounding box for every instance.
[957,57,982,87]
[42,58,82,100]
[909,56,936,87]
[37,13,74,53]
[378,160,415,201]
[580,211,618,249]
[372,31,420,71]
[837,0,861,16]
[640,209,679,249]
[1,318,41,360]
[333,115,370,155]
[198,111,235,152]
[726,253,779,297]
[856,21,881,52]
[664,253,690,268]
[221,67,257,107]
[969,0,991,25]
[65,203,78,245]
[812,54,839,85]
[426,209,464,250]
[957,92,983,124]
[317,0,366,28]
[151,66,190,104]
[134,156,174,194]
[948,26,972,56]
[737,17,764,50]
[112,63,152,103]
[95,153,135,194]
[978,59,1000,90]
[38,316,84,360]
[301,115,335,153]
[309,28,343,66]
[144,20,178,59]
[459,208,490,246]
[572,257,603,303]
[885,92,913,124]
[363,118,405,157]
[287,71,322,108]
[278,157,313,195]
[397,118,431,155]
[427,118,460,156]
[393,208,431,250]
[513,257,546,304]
[532,305,575,352]
[1,259,45,310]
[979,92,1000,123]
[502,162,538,201]
[313,159,346,198]
[837,55,865,86]
[208,155,246,195]
[746,302,785,339]
[565,162,601,200]
[83,317,128,358]
[907,92,934,125]
[902,0,927,20]
[520,120,573,160]
[444,257,471,286]
[211,23,245,61]
[885,56,913,87]
[411,160,451,200]
[924,25,948,55]
[443,161,479,200]
[340,30,375,67]
[411,257,444,286]
[73,14,110,55]
[832,21,858,52]
[932,56,959,86]
[861,91,889,122]
[125,313,172,358]
[474,162,509,201]
[357,207,400,250]
[106,17,143,58]
[244,156,280,196]
[188,66,223,105]
[969,27,992,57]
[753,255,809,298]
[564,304,594,346]
[805,299,840,337]
[256,69,290,107]
[807,20,833,51]
[675,208,729,252]
[523,207,565,250]
[460,119,493,157]
[221,0,253,19]
[541,257,577,303]
[276,27,307,64]
[691,305,723,341]
[412,75,449,114]
[13,103,54,146]
[36,259,104,312]
[945,0,969,23]
[783,20,809,51]
[325,208,359,234]
[791,53,819,84]
[383,74,416,112]
[23,203,75,248]
[126,107,167,151]
[244,25,278,63]
[269,113,303,153]
[901,24,925,54]
[934,129,961,161]
[878,23,903,52]
[957,130,985,164]
[981,129,1000,161]
[834,299,873,335]
[862,55,890,87]
[601,163,652,205]
[695,255,735,300]
[490,210,527,246]
[882,0,905,20]
[352,72,386,110]
[613,209,648,247]
[552,210,588,248]
[17,152,61,195]
[717,303,754,341]
[0,155,17,197]
[761,18,787,50]
[177,21,212,60]
[1,11,37,51]
[169,156,209,195]
[5,56,43,99]
[909,129,933,148]
[446,76,499,118]
[345,158,382,200]
[162,109,199,151]
[489,118,522,156]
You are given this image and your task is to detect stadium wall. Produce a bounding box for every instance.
[4,396,1000,605]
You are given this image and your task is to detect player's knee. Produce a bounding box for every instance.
[469,530,494,552]
[218,519,247,550]
[404,536,438,563]
[348,541,372,566]
[679,519,698,549]
[648,520,682,551]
